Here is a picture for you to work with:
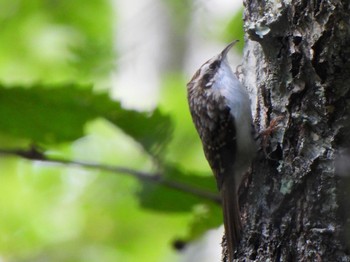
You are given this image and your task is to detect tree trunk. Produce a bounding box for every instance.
[223,1,350,261]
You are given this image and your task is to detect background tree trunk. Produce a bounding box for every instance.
[223,1,350,261]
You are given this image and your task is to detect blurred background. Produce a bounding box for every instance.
[0,0,244,261]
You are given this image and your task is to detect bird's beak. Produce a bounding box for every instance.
[221,40,239,58]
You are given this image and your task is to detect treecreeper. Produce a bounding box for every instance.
[187,41,255,261]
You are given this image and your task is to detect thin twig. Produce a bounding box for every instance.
[0,147,220,203]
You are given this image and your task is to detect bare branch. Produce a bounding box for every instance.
[0,147,220,203]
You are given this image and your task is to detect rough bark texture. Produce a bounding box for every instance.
[223,0,350,261]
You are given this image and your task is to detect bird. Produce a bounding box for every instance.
[187,40,255,261]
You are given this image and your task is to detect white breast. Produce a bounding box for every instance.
[212,59,255,172]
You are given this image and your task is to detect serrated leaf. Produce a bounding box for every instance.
[0,85,172,157]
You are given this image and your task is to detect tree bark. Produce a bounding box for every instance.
[223,0,350,261]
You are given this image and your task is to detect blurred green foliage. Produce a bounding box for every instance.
[224,8,245,52]
[0,0,244,261]
[0,85,172,158]
[0,0,114,84]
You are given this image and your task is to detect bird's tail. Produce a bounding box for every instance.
[221,174,241,261]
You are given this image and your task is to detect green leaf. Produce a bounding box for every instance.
[105,108,173,158]
[0,85,95,143]
[137,165,218,212]
[137,165,222,240]
[0,84,172,157]
[165,164,217,191]
[138,182,201,212]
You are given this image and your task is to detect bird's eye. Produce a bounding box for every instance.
[209,61,220,70]
[203,73,211,83]
[202,73,213,88]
